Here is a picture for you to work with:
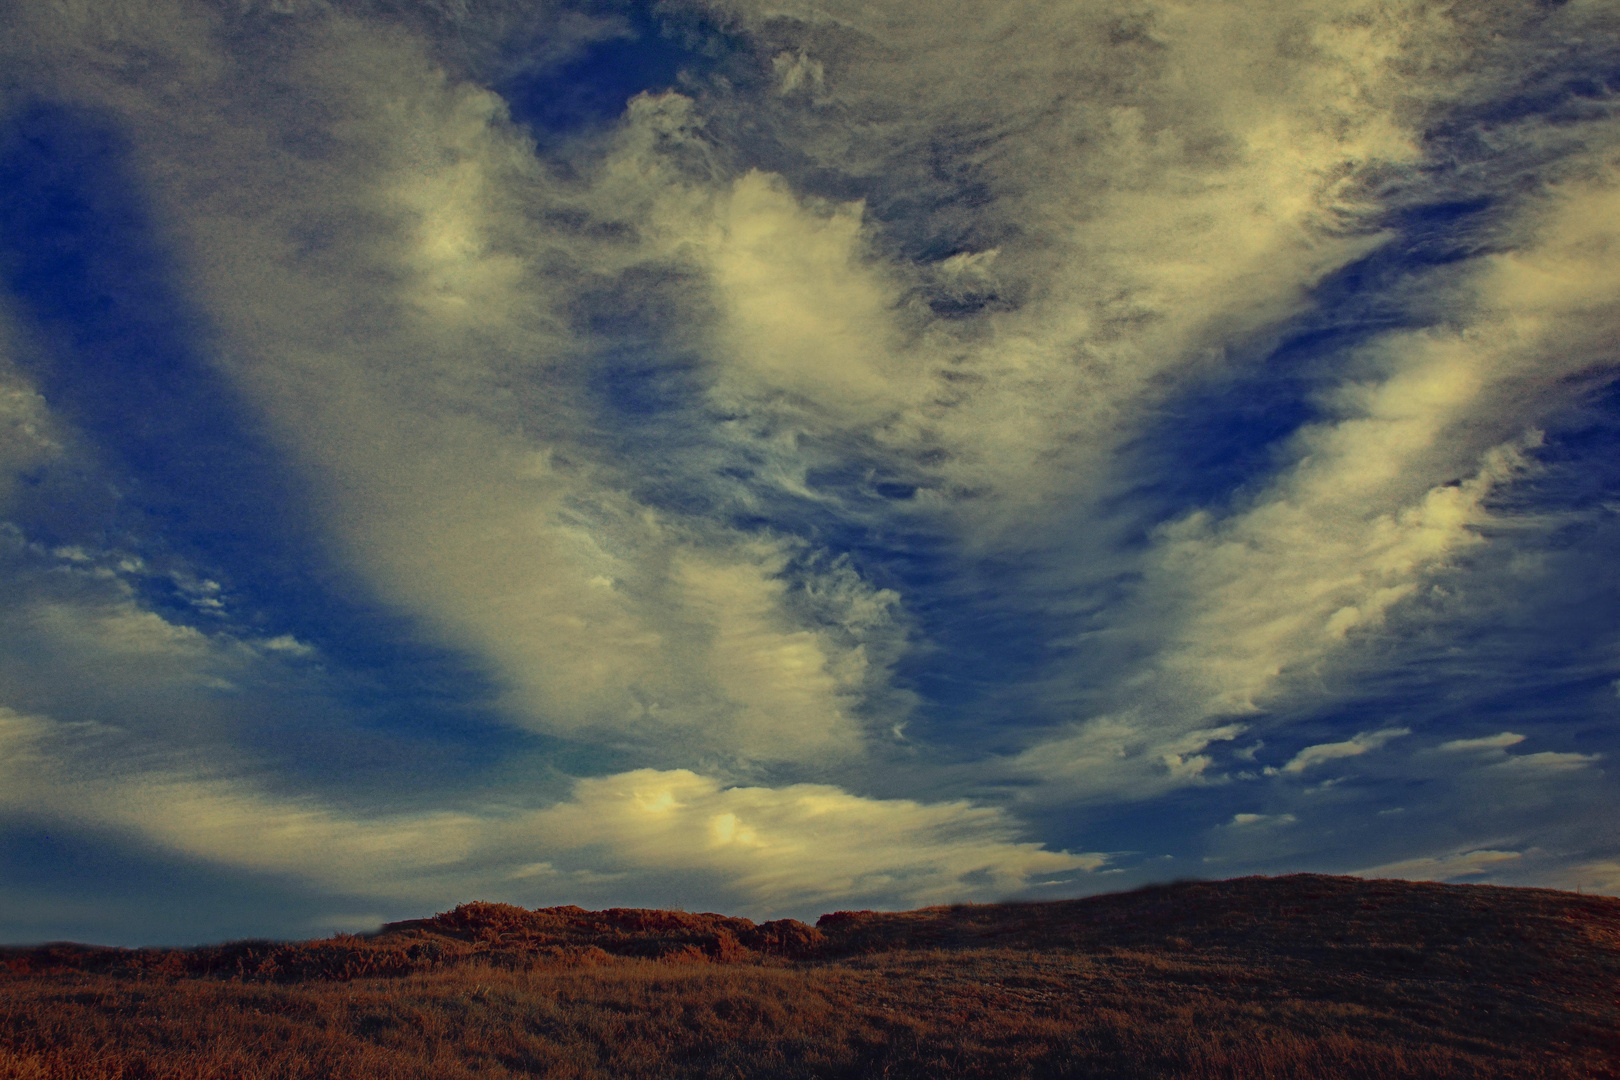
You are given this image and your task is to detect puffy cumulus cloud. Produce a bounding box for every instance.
[520,768,1103,910]
[674,0,1613,525]
[695,170,912,423]
[0,712,1099,914]
[1277,728,1410,775]
[1353,847,1522,883]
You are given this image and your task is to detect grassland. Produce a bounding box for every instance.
[2,874,1615,1078]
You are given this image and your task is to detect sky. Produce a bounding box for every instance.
[0,0,1617,946]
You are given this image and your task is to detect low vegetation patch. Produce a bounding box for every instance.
[2,875,1615,1078]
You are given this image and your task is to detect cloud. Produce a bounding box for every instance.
[1555,860,1620,897]
[1439,732,1526,752]
[1432,732,1600,775]
[2,0,1619,936]
[675,0,1438,517]
[18,0,1611,762]
[1012,721,1246,802]
[1228,813,1295,827]
[1009,111,1620,801]
[0,544,255,710]
[0,323,62,503]
[1488,751,1602,775]
[0,3,916,768]
[0,708,1098,915]
[0,708,485,895]
[1278,727,1410,775]
[1353,848,1522,883]
[522,768,1104,910]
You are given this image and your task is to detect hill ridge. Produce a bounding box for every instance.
[4,873,1617,982]
[3,874,1616,1079]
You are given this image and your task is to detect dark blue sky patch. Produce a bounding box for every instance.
[0,822,390,947]
[846,532,1114,750]
[1024,786,1226,869]
[1386,197,1500,267]
[1411,40,1620,229]
[570,260,730,517]
[1118,351,1322,526]
[496,4,737,143]
[0,102,312,612]
[1502,375,1620,516]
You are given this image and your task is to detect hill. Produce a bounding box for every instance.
[1,874,1616,1078]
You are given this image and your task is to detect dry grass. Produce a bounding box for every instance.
[2,874,1615,1079]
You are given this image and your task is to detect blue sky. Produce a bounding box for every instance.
[1,0,1618,945]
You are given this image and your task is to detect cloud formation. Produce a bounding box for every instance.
[1355,848,1523,883]
[1278,728,1411,775]
[1,0,1618,938]
[0,707,1100,917]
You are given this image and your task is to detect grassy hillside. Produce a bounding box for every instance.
[2,874,1616,1078]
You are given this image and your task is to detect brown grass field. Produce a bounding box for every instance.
[1,874,1615,1079]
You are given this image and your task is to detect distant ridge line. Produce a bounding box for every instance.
[3,873,1615,982]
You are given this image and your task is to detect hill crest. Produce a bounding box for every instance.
[4,873,1617,982]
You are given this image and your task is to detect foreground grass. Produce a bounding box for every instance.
[2,875,1616,1079]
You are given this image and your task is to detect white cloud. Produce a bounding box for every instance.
[0,329,62,504]
[1432,732,1600,775]
[1013,128,1620,802]
[0,709,1099,914]
[522,768,1104,910]
[256,634,317,657]
[1279,727,1410,774]
[669,0,1443,526]
[2,0,1617,920]
[19,0,1607,778]
[1554,860,1620,897]
[1229,812,1295,827]
[0,724,484,897]
[1440,732,1526,752]
[1013,720,1245,801]
[1,584,250,704]
[1354,848,1522,882]
[1489,751,1602,775]
[0,7,914,767]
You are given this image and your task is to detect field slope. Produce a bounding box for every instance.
[2,874,1616,1079]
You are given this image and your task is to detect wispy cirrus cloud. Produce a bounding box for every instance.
[1277,728,1411,775]
[1,0,1619,942]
